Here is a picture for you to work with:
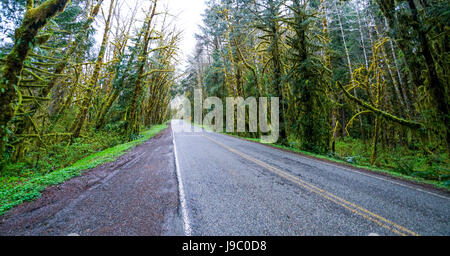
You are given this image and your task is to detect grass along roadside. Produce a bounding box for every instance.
[193,122,449,191]
[0,124,168,216]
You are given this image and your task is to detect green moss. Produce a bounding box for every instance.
[26,0,69,22]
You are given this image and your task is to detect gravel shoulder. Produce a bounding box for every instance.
[0,126,183,236]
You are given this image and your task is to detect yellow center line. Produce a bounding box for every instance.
[204,135,420,236]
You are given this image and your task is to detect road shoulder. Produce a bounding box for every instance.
[0,126,183,236]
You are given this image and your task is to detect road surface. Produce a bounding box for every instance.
[171,120,450,236]
[0,128,183,236]
[1,120,449,236]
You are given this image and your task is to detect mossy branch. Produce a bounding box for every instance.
[29,52,62,61]
[0,0,71,162]
[345,110,372,136]
[140,69,174,78]
[26,0,33,10]
[16,133,72,137]
[337,81,423,129]
[22,95,51,101]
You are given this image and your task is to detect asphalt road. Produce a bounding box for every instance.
[171,120,450,236]
[1,120,448,236]
[0,128,183,236]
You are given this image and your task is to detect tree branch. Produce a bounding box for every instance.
[337,81,423,129]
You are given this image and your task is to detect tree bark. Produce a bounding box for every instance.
[126,1,158,139]
[334,1,365,142]
[0,0,70,165]
[71,0,114,140]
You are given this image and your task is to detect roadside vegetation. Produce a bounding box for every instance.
[196,122,450,189]
[0,0,177,214]
[0,0,178,171]
[0,124,167,215]
[0,0,449,215]
[180,0,449,188]
[235,134,449,189]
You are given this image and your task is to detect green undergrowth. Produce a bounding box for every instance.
[195,122,449,190]
[0,124,167,215]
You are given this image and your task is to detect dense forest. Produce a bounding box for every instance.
[179,0,449,185]
[0,0,449,188]
[0,0,178,177]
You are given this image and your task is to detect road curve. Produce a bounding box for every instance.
[171,120,450,236]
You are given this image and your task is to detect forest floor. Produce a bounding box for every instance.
[0,126,183,235]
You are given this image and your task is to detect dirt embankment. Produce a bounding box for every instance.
[0,126,183,236]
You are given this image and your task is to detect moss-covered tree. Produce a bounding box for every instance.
[0,0,70,166]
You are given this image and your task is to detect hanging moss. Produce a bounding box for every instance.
[337,81,423,129]
[0,0,70,166]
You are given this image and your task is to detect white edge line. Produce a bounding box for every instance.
[172,122,192,236]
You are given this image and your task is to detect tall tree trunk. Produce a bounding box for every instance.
[370,116,379,164]
[0,0,70,165]
[12,0,104,160]
[371,18,410,115]
[384,16,407,103]
[267,0,286,141]
[407,0,449,150]
[376,0,449,150]
[126,1,158,139]
[70,0,114,140]
[334,1,365,142]
[356,0,369,70]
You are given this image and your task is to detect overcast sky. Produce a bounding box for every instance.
[165,0,206,65]
[96,0,207,69]
[0,0,206,67]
